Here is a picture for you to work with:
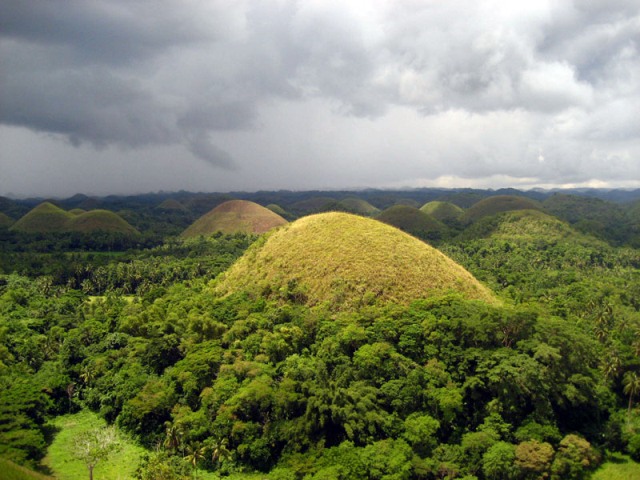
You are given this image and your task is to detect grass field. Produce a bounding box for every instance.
[0,458,54,480]
[44,411,146,480]
[592,453,640,480]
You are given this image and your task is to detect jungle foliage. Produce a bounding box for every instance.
[1,189,640,479]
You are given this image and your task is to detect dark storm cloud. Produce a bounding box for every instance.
[0,0,639,190]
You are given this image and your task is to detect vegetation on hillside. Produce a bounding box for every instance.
[10,202,74,233]
[463,195,541,223]
[420,201,465,222]
[0,212,15,228]
[377,205,449,242]
[1,188,640,479]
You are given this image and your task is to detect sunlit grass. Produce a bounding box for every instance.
[217,212,496,308]
[0,458,53,480]
[44,410,145,480]
[592,453,640,480]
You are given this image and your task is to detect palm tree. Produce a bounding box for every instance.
[209,437,231,468]
[623,371,640,415]
[163,422,183,453]
[184,442,206,479]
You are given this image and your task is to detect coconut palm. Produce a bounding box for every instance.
[209,437,231,467]
[184,442,206,479]
[623,371,640,414]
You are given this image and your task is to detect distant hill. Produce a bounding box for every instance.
[181,200,287,238]
[156,198,187,211]
[289,196,337,215]
[337,197,381,216]
[10,202,73,233]
[65,210,139,235]
[459,209,600,244]
[68,208,86,215]
[376,205,448,241]
[10,202,138,235]
[0,212,14,228]
[216,212,496,308]
[420,201,465,222]
[266,204,295,221]
[463,195,541,223]
[543,193,629,244]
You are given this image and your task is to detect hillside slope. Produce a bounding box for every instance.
[10,202,72,233]
[463,195,541,223]
[217,212,495,307]
[65,210,139,235]
[182,200,287,238]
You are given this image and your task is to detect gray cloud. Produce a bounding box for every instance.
[0,0,639,195]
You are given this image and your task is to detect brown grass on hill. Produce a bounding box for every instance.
[181,200,287,238]
[216,212,496,309]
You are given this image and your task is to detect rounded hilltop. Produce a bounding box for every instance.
[376,205,448,241]
[181,200,287,238]
[420,201,464,222]
[0,212,14,228]
[10,202,138,235]
[65,210,139,235]
[216,212,496,308]
[463,195,541,223]
[10,202,73,233]
[461,209,605,246]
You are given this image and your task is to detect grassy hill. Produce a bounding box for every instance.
[0,212,14,228]
[10,202,73,233]
[338,197,381,216]
[458,209,601,244]
[420,201,464,222]
[10,203,139,236]
[156,198,187,211]
[463,195,541,223]
[65,210,139,235]
[0,458,53,480]
[376,205,448,241]
[266,204,295,221]
[216,212,496,308]
[289,196,337,215]
[182,200,287,238]
[543,193,630,244]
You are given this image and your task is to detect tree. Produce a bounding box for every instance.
[73,426,120,480]
[208,437,231,468]
[623,371,640,415]
[515,440,554,479]
[482,441,517,480]
[184,442,206,479]
[550,434,599,479]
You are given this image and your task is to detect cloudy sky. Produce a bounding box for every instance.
[1,0,639,197]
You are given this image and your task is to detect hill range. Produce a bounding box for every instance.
[10,202,138,235]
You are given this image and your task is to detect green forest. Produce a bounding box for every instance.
[2,188,640,479]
